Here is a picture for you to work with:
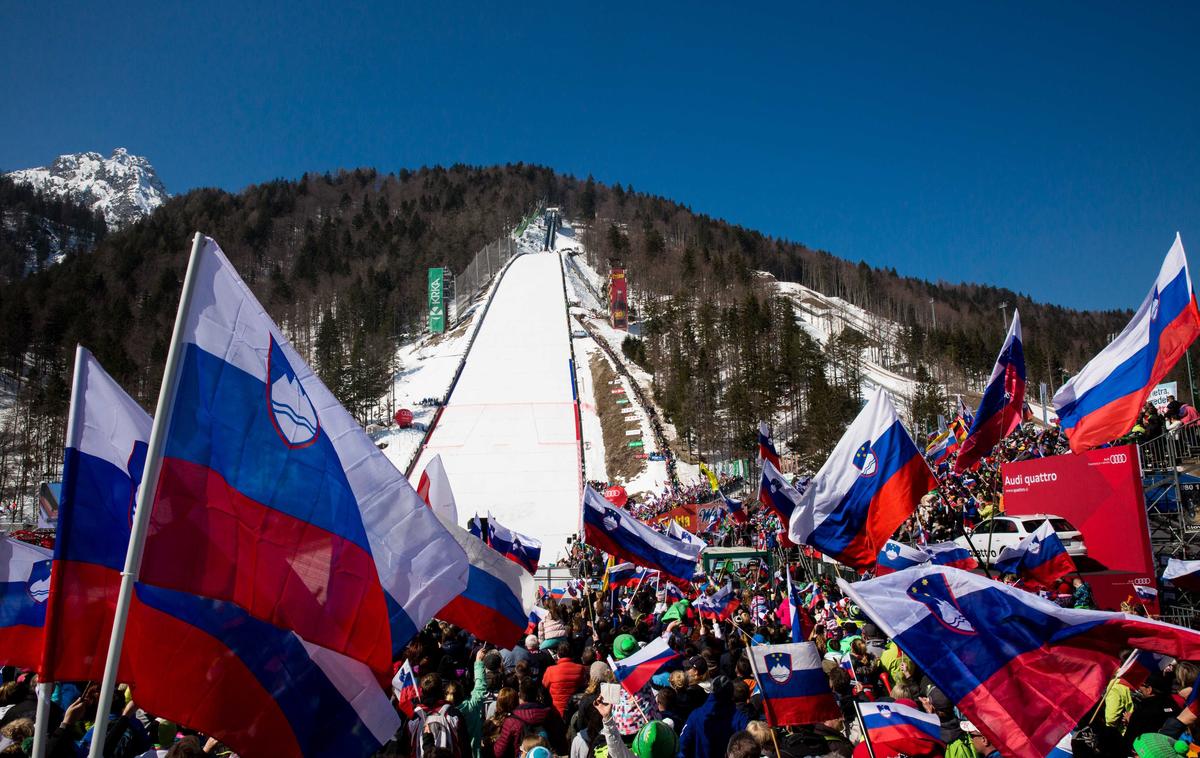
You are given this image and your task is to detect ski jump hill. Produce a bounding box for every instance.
[412,250,582,561]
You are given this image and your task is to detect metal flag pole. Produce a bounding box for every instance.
[87,232,207,758]
[32,346,90,758]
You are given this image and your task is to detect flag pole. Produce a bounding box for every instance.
[87,232,207,758]
[33,346,89,758]
[854,701,878,758]
[734,622,784,758]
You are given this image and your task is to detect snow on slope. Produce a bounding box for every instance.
[5,148,168,230]
[412,244,580,561]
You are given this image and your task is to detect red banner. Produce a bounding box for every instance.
[610,268,628,330]
[650,503,699,533]
[1002,444,1154,611]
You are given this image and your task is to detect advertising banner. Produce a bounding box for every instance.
[609,268,628,330]
[428,267,445,334]
[1002,444,1155,610]
[650,503,700,533]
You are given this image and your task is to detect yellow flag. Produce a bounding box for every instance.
[699,462,719,492]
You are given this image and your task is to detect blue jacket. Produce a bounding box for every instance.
[677,692,749,758]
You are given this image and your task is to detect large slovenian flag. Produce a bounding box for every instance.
[1163,558,1200,592]
[41,346,150,682]
[994,521,1075,588]
[923,541,979,571]
[1054,234,1200,453]
[582,487,700,582]
[876,540,931,576]
[758,421,782,469]
[955,311,1026,473]
[789,388,936,570]
[137,236,468,677]
[435,517,535,648]
[839,565,1200,758]
[695,583,740,621]
[858,701,944,756]
[414,453,458,524]
[759,460,803,523]
[124,582,398,758]
[468,514,542,574]
[610,637,680,694]
[750,642,840,727]
[0,537,52,669]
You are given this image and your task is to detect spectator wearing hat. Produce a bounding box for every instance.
[1133,732,1182,758]
[1125,672,1179,752]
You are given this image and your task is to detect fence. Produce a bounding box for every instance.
[452,236,517,325]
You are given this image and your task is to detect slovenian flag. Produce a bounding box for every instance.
[134,236,469,678]
[955,310,1026,473]
[858,701,944,756]
[721,495,750,525]
[582,487,700,582]
[695,582,740,621]
[923,541,979,571]
[1054,234,1200,453]
[434,517,536,648]
[994,521,1075,588]
[468,514,542,574]
[414,453,458,524]
[750,642,840,727]
[607,562,657,589]
[391,659,420,718]
[777,572,810,642]
[839,565,1200,758]
[0,537,52,670]
[1164,558,1200,592]
[41,346,150,682]
[610,637,680,693]
[759,460,803,523]
[876,540,931,576]
[759,421,782,469]
[1116,649,1174,690]
[1134,585,1159,602]
[789,388,936,570]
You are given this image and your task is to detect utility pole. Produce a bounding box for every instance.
[999,301,1009,331]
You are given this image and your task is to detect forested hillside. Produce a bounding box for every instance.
[0,164,1139,500]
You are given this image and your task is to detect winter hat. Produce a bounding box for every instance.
[632,720,678,758]
[589,661,612,681]
[1133,733,1182,758]
[613,634,640,661]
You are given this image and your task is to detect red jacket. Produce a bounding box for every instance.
[541,657,588,715]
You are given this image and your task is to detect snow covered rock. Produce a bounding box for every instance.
[5,148,168,230]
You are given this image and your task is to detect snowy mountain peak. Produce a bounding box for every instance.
[5,148,169,230]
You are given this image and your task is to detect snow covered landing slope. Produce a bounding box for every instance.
[412,252,580,561]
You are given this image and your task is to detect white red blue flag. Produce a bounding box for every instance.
[876,540,931,576]
[695,582,740,621]
[858,701,944,756]
[1116,649,1173,689]
[0,536,52,670]
[759,460,802,523]
[391,659,420,718]
[923,541,979,571]
[955,310,1026,473]
[994,521,1075,588]
[1054,235,1200,452]
[750,642,840,727]
[789,388,935,569]
[468,514,542,573]
[582,487,700,582]
[124,583,398,757]
[610,637,679,693]
[434,517,535,648]
[1164,558,1200,592]
[606,562,657,588]
[840,564,1200,758]
[136,236,469,677]
[42,346,150,681]
[758,420,782,469]
[414,453,458,524]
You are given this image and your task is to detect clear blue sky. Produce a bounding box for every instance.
[3,1,1197,310]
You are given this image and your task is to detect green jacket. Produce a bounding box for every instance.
[945,735,978,758]
[459,660,490,757]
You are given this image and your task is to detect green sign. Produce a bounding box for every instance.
[428,268,445,333]
[616,398,629,405]
[628,440,644,448]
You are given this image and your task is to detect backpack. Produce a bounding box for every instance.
[410,703,463,758]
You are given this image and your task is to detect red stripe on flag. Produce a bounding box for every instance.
[141,457,393,676]
[836,454,933,568]
[437,595,526,650]
[40,560,122,681]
